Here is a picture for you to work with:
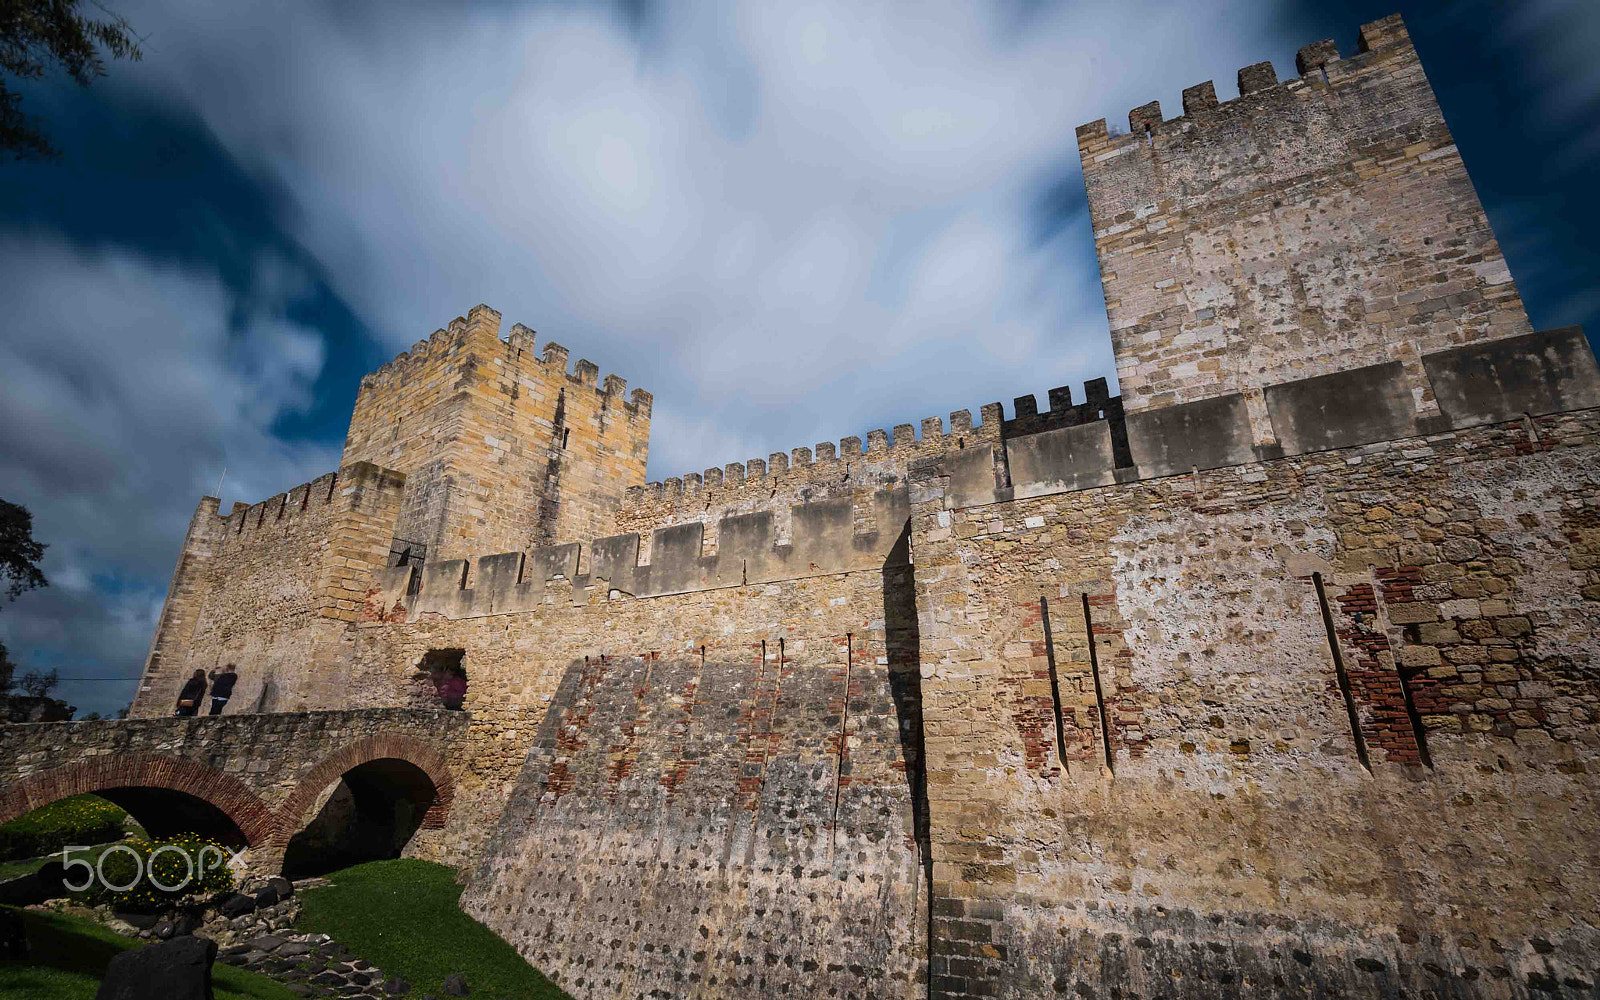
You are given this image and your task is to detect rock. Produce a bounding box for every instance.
[278,941,313,957]
[312,971,347,985]
[245,933,286,953]
[287,986,315,999]
[94,934,217,1000]
[171,912,203,936]
[0,906,28,958]
[348,972,371,985]
[115,910,162,930]
[384,978,412,995]
[220,893,256,918]
[153,919,176,940]
[442,974,469,996]
[253,885,282,909]
[269,876,295,899]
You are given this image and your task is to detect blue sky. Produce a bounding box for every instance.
[1,0,1596,717]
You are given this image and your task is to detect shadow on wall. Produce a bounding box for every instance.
[882,522,932,984]
[282,758,439,879]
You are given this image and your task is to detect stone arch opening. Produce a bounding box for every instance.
[0,755,274,850]
[281,757,438,879]
[409,648,468,711]
[275,734,454,880]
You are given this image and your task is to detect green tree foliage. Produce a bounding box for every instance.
[0,496,48,693]
[0,0,142,158]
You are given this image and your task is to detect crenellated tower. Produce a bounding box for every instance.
[342,304,651,564]
[1076,13,1533,443]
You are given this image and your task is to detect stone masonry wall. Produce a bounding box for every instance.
[340,559,929,999]
[909,406,1600,998]
[1076,14,1532,434]
[343,304,650,560]
[129,462,406,718]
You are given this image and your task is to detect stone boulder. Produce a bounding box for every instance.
[218,893,255,918]
[94,934,217,1000]
[442,973,469,996]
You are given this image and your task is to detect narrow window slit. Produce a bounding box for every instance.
[1081,594,1114,772]
[1040,597,1069,774]
[831,633,853,854]
[1312,572,1371,772]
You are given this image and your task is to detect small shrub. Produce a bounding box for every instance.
[76,832,237,913]
[0,794,127,861]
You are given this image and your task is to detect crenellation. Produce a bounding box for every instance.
[790,446,812,467]
[1296,38,1339,77]
[1181,80,1218,113]
[866,428,889,452]
[1236,59,1277,93]
[1128,99,1162,134]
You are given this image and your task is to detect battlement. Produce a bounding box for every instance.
[954,328,1600,507]
[1075,14,1414,158]
[369,487,911,623]
[358,304,651,416]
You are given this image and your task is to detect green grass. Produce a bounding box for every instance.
[0,905,299,1000]
[0,795,140,863]
[0,843,119,883]
[295,859,572,1000]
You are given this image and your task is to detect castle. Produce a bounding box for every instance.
[124,15,1600,999]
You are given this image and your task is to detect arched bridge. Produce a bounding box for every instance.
[0,709,469,877]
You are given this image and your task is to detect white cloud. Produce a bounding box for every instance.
[110,0,1310,477]
[0,235,339,713]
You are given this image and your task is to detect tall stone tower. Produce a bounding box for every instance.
[341,304,652,563]
[1075,14,1532,444]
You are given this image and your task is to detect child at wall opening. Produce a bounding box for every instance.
[174,669,207,717]
[208,664,238,715]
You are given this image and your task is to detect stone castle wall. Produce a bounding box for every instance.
[910,402,1600,998]
[105,10,1600,999]
[129,462,406,718]
[1078,14,1531,433]
[344,304,650,561]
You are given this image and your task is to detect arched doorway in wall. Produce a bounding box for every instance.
[280,757,441,879]
[409,648,468,711]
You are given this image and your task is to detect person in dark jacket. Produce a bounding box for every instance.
[174,670,207,717]
[208,664,239,715]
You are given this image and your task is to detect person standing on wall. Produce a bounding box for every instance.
[208,664,239,715]
[174,669,207,717]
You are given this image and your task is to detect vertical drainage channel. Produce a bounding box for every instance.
[1040,598,1070,774]
[1082,594,1114,773]
[1312,572,1371,772]
[831,633,853,856]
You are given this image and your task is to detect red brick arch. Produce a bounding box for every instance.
[0,753,278,847]
[274,732,455,845]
